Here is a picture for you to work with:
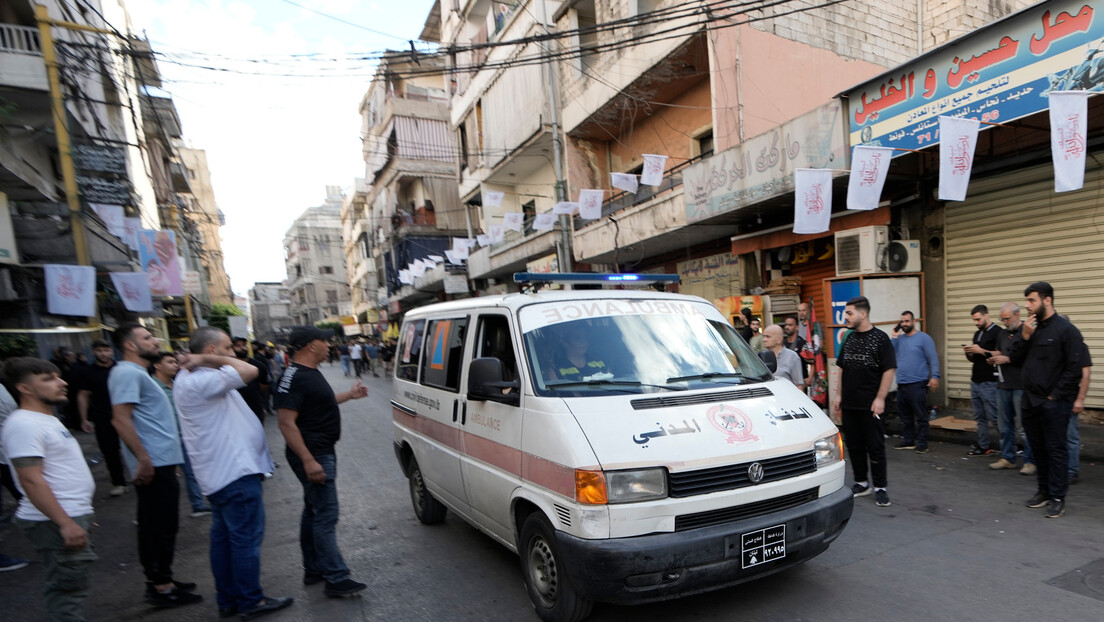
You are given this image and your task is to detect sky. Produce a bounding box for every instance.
[127,0,438,294]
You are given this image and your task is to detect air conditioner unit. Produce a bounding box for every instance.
[834,226,888,276]
[883,239,921,273]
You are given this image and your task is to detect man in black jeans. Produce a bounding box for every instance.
[1010,282,1083,519]
[76,340,128,497]
[832,296,897,508]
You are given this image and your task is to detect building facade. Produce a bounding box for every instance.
[177,146,233,306]
[250,281,293,344]
[285,187,351,325]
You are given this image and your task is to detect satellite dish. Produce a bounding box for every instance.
[884,241,910,272]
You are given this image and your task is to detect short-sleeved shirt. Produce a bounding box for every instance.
[76,362,115,420]
[773,347,805,387]
[274,363,341,457]
[174,366,275,496]
[552,352,610,381]
[969,323,1001,383]
[836,328,897,411]
[349,344,362,360]
[108,360,183,468]
[2,408,95,521]
[236,356,270,418]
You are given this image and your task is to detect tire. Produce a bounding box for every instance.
[408,456,447,524]
[519,513,593,622]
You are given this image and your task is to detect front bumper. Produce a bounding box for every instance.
[554,486,853,604]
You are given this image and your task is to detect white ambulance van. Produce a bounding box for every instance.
[391,275,852,622]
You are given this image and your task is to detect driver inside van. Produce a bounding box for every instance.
[549,328,611,382]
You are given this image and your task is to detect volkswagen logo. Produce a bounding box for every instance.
[747,462,765,483]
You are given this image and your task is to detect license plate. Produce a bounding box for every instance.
[740,524,786,569]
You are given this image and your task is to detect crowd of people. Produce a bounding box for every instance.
[333,337,395,379]
[0,324,370,621]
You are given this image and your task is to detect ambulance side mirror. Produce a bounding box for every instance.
[757,349,778,373]
[468,357,520,406]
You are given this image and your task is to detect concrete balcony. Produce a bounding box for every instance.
[0,24,46,91]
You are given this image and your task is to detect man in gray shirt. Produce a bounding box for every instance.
[764,325,805,391]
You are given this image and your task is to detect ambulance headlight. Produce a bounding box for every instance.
[815,432,844,468]
[606,468,668,503]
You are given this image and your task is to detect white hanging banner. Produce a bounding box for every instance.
[427,255,445,264]
[449,243,469,260]
[488,225,505,243]
[444,249,465,265]
[793,169,833,235]
[552,202,579,215]
[482,190,504,207]
[846,146,893,211]
[611,173,639,193]
[122,217,141,251]
[398,269,413,285]
[109,271,152,312]
[44,264,96,317]
[476,233,491,247]
[89,203,126,238]
[533,213,557,231]
[411,259,427,277]
[577,189,603,220]
[422,256,439,267]
[503,212,525,232]
[640,154,668,186]
[938,116,980,201]
[1049,90,1091,193]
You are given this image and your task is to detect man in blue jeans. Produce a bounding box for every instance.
[962,305,1001,455]
[891,311,940,453]
[276,326,369,598]
[987,303,1035,474]
[174,327,293,620]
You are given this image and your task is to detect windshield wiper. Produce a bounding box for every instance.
[545,379,685,392]
[666,372,761,384]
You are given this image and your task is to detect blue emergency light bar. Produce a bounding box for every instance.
[513,272,680,284]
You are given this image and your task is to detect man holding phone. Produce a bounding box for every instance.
[962,305,1001,456]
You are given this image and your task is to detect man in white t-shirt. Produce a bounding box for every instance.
[348,341,363,378]
[173,327,293,620]
[1,357,96,620]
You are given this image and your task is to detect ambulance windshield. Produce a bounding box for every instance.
[520,300,770,396]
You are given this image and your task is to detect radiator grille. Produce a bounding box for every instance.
[674,488,818,531]
[668,451,816,498]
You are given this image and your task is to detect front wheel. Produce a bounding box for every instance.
[519,513,593,622]
[408,456,447,524]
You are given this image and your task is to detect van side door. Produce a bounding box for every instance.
[459,312,524,541]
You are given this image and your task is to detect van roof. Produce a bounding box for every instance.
[401,289,710,319]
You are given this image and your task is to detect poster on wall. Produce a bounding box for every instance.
[137,230,183,296]
[677,252,744,301]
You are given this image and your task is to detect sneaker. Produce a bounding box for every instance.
[110,485,127,497]
[303,573,324,586]
[1025,492,1049,508]
[875,490,891,507]
[1020,463,1037,476]
[1068,473,1079,485]
[989,458,1017,470]
[851,483,872,497]
[1045,498,1065,518]
[323,578,366,598]
[239,596,294,621]
[914,445,929,454]
[189,509,212,518]
[145,587,203,608]
[0,554,30,572]
[893,441,917,450]
[967,446,994,456]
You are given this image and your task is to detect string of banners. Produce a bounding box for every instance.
[794,90,1091,234]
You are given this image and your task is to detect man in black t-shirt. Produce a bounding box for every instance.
[275,326,369,598]
[76,340,127,496]
[962,304,1001,455]
[832,296,896,508]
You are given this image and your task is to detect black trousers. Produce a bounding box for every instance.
[1022,398,1071,500]
[92,413,126,486]
[842,408,888,488]
[136,465,180,585]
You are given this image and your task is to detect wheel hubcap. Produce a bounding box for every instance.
[411,470,425,512]
[527,536,558,607]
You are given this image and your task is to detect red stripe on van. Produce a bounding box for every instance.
[393,407,577,501]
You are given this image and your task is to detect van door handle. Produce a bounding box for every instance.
[461,401,467,425]
[452,400,458,423]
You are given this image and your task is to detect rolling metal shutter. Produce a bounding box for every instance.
[944,162,1104,407]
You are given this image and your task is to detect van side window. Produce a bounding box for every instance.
[421,318,469,392]
[476,315,518,383]
[397,320,426,381]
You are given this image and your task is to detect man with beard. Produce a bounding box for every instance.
[962,304,1001,455]
[783,317,810,385]
[109,324,201,608]
[75,340,128,497]
[891,311,940,453]
[231,337,270,422]
[2,357,96,619]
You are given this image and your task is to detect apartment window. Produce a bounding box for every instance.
[458,122,469,170]
[326,290,338,303]
[320,266,334,275]
[695,129,714,158]
[572,2,599,78]
[523,200,536,236]
[630,0,664,17]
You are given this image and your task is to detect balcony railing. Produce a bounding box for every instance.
[0,24,42,55]
[575,151,710,229]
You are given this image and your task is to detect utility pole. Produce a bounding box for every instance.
[35,4,115,325]
[536,0,572,275]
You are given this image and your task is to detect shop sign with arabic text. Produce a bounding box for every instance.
[683,101,847,223]
[848,1,1104,152]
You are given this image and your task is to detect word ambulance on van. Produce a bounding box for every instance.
[391,273,852,622]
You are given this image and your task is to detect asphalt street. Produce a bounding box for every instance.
[2,363,1102,621]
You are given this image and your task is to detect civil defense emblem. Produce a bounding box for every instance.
[706,404,759,445]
